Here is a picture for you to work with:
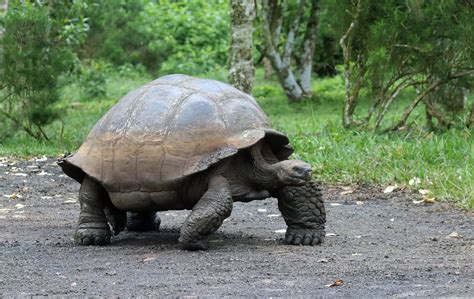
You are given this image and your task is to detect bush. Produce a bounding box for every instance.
[0,1,87,140]
[78,61,108,101]
[81,0,229,75]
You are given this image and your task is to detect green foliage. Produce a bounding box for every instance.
[0,1,87,140]
[81,0,229,75]
[81,1,152,69]
[78,61,107,101]
[2,70,472,208]
[138,0,229,75]
[328,0,474,130]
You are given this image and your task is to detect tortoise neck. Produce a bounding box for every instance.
[248,142,281,191]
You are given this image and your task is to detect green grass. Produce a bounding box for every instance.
[1,69,473,209]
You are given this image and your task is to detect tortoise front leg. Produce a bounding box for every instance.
[276,180,326,246]
[179,175,233,250]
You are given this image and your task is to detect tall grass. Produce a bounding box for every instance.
[1,68,472,208]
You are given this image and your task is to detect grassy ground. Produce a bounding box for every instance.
[1,69,472,209]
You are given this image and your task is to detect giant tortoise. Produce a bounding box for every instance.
[59,74,325,250]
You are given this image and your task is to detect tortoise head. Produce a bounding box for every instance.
[274,160,312,186]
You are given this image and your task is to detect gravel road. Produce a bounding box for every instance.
[0,157,472,297]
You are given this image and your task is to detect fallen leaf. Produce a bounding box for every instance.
[422,196,436,203]
[326,279,344,287]
[37,171,53,176]
[3,193,22,199]
[36,156,48,162]
[383,185,396,193]
[266,214,280,218]
[12,173,28,177]
[446,232,461,239]
[142,256,157,262]
[418,189,430,195]
[274,229,287,234]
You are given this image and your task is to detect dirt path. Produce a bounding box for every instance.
[0,157,472,297]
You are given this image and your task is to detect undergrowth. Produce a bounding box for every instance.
[0,68,472,209]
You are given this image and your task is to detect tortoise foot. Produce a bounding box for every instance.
[74,225,111,246]
[179,238,209,251]
[284,227,325,246]
[126,212,161,232]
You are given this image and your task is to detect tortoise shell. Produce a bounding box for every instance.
[61,74,293,193]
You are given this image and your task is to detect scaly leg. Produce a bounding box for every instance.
[179,175,233,250]
[75,176,112,245]
[276,180,326,246]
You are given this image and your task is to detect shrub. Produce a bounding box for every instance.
[0,1,87,140]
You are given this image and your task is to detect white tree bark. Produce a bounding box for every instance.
[299,0,318,96]
[228,0,255,94]
[261,0,305,101]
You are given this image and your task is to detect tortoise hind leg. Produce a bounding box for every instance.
[126,212,161,231]
[75,176,112,245]
[179,175,233,250]
[276,180,326,246]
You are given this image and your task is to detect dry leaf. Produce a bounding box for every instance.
[383,185,396,193]
[326,279,344,287]
[142,256,157,263]
[36,156,48,162]
[446,232,461,239]
[418,189,430,195]
[37,171,53,176]
[12,173,28,177]
[422,196,436,203]
[4,193,22,199]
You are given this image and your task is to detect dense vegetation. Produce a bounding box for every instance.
[0,0,472,208]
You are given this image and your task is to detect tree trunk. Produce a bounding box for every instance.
[263,57,273,79]
[340,0,363,128]
[299,0,318,96]
[261,0,307,101]
[228,0,255,94]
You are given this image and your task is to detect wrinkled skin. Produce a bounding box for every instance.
[74,141,325,250]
